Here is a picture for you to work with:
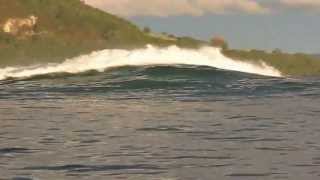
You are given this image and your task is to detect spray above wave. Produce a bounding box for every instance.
[0,45,282,80]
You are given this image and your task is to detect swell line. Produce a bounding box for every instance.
[0,45,282,81]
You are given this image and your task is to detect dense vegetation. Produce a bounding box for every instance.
[0,0,319,76]
[0,0,204,67]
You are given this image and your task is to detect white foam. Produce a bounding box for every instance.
[0,45,282,80]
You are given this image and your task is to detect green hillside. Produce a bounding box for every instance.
[224,49,320,76]
[0,0,204,67]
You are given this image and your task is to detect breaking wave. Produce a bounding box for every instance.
[0,45,282,81]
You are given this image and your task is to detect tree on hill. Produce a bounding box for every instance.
[211,36,228,50]
[272,48,282,54]
[143,26,151,33]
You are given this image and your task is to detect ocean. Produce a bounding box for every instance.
[0,46,320,180]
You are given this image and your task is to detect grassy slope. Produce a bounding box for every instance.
[0,0,204,67]
[312,54,320,59]
[223,49,320,76]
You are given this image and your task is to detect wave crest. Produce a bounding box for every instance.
[0,45,282,80]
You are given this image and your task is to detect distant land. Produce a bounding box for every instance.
[0,0,205,67]
[312,54,320,59]
[0,0,320,76]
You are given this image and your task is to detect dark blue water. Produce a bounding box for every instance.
[1,66,320,180]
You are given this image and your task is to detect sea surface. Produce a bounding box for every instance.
[1,65,320,180]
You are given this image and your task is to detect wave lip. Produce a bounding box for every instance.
[0,45,282,81]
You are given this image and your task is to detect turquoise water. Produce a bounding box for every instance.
[1,66,320,180]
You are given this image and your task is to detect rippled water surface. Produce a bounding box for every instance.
[1,66,320,180]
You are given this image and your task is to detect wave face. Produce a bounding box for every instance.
[0,45,282,81]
